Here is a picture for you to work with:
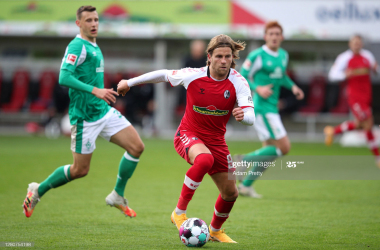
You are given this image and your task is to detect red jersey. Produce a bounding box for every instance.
[329,49,376,103]
[167,67,253,143]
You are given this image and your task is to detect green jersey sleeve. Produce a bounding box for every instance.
[239,50,262,91]
[60,42,85,73]
[59,69,94,93]
[281,51,295,90]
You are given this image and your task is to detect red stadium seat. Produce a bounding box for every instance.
[1,70,30,112]
[29,71,57,113]
[0,70,2,103]
[103,72,113,89]
[298,75,326,113]
[329,81,349,114]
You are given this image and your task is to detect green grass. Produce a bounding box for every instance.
[0,136,379,249]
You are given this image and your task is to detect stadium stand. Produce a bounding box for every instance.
[1,70,30,112]
[29,71,57,113]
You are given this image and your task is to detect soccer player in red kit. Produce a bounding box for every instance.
[117,34,255,243]
[325,35,379,167]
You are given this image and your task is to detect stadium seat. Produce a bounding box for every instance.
[29,71,57,113]
[1,70,30,112]
[0,70,2,103]
[298,75,326,113]
[103,72,113,89]
[329,81,349,114]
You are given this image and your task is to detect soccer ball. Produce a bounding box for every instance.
[179,218,210,247]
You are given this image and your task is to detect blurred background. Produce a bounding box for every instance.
[0,0,380,144]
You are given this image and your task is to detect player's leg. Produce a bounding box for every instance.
[209,172,238,243]
[360,115,380,168]
[101,108,144,217]
[324,101,365,146]
[171,131,213,229]
[324,121,358,146]
[237,113,285,197]
[23,119,97,218]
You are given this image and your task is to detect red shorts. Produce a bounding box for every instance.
[173,129,234,175]
[348,101,372,121]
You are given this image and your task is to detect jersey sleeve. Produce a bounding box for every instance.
[362,49,377,68]
[239,50,262,91]
[60,42,86,73]
[281,52,295,90]
[328,52,349,82]
[233,71,254,108]
[167,67,204,89]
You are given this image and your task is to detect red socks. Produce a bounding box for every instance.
[210,194,236,230]
[176,154,214,211]
[366,130,380,157]
[334,121,356,134]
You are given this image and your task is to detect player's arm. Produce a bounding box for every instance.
[365,50,379,75]
[239,51,262,91]
[233,74,255,126]
[117,70,169,96]
[232,107,255,126]
[281,53,304,100]
[59,70,117,104]
[117,68,194,96]
[328,53,348,82]
[284,75,304,100]
[59,45,117,104]
[240,52,273,99]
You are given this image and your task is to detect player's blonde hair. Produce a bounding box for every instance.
[206,34,246,69]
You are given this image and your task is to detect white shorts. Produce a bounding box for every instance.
[71,108,131,154]
[254,113,287,141]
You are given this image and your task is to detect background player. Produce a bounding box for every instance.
[117,34,255,243]
[236,21,304,198]
[325,35,379,168]
[22,6,144,218]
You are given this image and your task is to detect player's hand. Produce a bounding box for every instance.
[92,87,118,104]
[345,69,353,78]
[292,85,304,100]
[117,80,130,96]
[256,84,273,99]
[232,107,244,122]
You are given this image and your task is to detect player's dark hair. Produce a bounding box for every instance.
[77,5,96,20]
[265,21,283,34]
[206,34,246,69]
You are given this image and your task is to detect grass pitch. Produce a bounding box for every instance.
[0,136,379,249]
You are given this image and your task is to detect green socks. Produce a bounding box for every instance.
[38,165,71,197]
[37,152,139,198]
[114,152,139,197]
[241,146,280,187]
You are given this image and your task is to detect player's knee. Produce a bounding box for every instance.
[222,188,239,201]
[128,142,145,158]
[281,144,290,155]
[195,153,214,171]
[70,163,90,179]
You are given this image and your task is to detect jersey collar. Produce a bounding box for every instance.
[263,45,279,57]
[76,34,98,47]
[207,66,230,81]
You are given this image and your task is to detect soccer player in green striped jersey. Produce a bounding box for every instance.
[236,21,304,198]
[22,6,144,218]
